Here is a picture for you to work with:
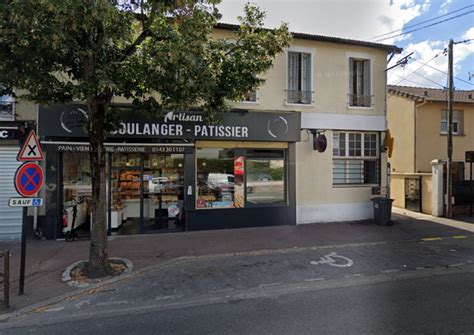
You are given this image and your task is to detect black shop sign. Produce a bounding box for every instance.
[38,105,301,142]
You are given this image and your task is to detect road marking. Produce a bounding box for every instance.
[381,269,400,274]
[260,282,282,288]
[310,252,353,268]
[208,288,234,294]
[304,277,325,282]
[155,295,184,301]
[449,263,466,267]
[452,235,467,239]
[421,237,443,241]
[44,307,64,312]
[96,300,129,307]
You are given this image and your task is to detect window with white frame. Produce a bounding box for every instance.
[0,91,15,121]
[333,132,379,185]
[349,58,371,107]
[440,110,462,135]
[242,90,257,103]
[287,51,312,104]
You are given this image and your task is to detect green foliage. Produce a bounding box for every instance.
[0,0,291,119]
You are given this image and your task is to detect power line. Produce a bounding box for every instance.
[371,4,474,40]
[454,38,474,45]
[374,10,474,42]
[394,52,443,85]
[391,74,435,87]
[413,59,474,86]
[411,71,445,88]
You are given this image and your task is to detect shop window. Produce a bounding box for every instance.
[246,150,286,205]
[333,132,379,185]
[196,148,235,209]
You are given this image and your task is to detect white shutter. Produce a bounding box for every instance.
[288,53,298,92]
[363,60,371,106]
[349,58,354,105]
[0,146,22,239]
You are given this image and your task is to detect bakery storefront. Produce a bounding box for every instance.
[38,105,300,239]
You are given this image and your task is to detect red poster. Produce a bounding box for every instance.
[234,156,244,176]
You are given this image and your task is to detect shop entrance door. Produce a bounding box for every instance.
[142,153,185,233]
[110,153,185,235]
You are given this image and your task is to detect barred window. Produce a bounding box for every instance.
[333,132,379,185]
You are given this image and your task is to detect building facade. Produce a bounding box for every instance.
[387,85,474,213]
[1,26,400,239]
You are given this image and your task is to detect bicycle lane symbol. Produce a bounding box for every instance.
[310,252,354,268]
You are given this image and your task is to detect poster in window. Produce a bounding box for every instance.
[234,156,245,208]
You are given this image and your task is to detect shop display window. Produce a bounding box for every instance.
[196,148,235,209]
[196,148,287,209]
[246,150,286,205]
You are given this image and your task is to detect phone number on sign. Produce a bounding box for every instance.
[152,146,188,154]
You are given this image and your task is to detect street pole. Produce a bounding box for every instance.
[446,39,454,219]
[19,207,27,295]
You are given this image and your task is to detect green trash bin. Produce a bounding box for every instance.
[371,197,394,226]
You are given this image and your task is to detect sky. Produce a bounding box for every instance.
[217,0,474,90]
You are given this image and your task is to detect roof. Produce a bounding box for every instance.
[215,23,402,54]
[388,85,474,104]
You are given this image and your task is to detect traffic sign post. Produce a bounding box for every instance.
[10,130,45,296]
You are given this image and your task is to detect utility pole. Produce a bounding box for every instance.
[446,39,454,219]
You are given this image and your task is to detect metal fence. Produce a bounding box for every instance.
[0,250,10,310]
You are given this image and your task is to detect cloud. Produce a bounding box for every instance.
[439,0,452,15]
[217,0,432,43]
[388,27,474,88]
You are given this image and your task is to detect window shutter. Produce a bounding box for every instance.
[349,57,354,99]
[363,60,371,106]
[303,53,311,92]
[288,53,298,92]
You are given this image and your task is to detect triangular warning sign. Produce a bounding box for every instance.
[17,130,44,161]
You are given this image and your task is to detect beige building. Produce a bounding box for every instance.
[387,85,474,213]
[1,25,401,239]
[218,24,401,223]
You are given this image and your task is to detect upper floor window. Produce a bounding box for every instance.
[441,110,463,135]
[0,94,15,121]
[349,58,371,107]
[333,132,379,185]
[287,51,312,104]
[242,90,257,103]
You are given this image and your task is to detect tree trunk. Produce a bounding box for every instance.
[86,101,111,278]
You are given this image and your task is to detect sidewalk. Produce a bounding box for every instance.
[0,211,472,312]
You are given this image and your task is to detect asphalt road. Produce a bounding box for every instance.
[1,235,474,334]
[2,272,474,335]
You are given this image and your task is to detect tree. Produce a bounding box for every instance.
[0,0,291,277]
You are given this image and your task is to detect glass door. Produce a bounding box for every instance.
[142,153,185,233]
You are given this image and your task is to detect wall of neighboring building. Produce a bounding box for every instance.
[387,94,416,173]
[416,102,474,177]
